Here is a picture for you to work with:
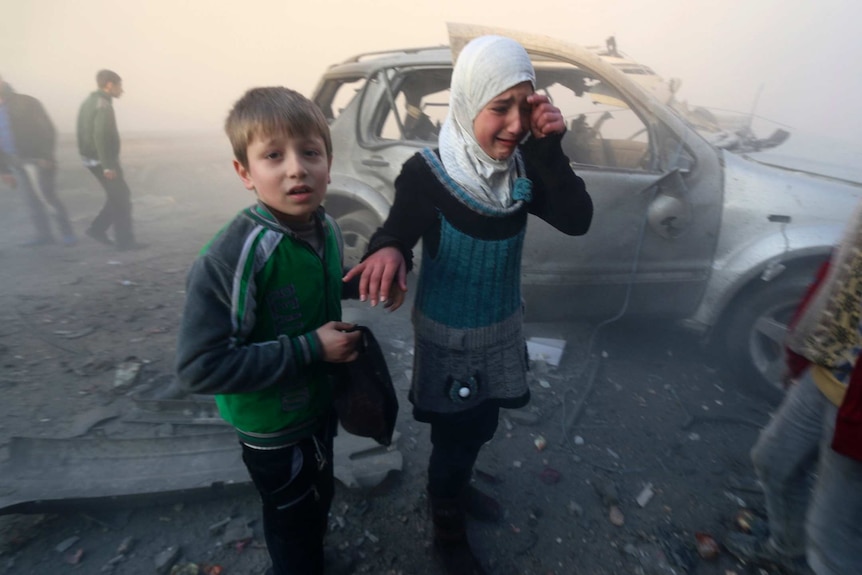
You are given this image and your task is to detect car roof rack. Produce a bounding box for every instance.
[339,45,448,64]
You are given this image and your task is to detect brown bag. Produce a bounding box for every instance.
[333,325,398,446]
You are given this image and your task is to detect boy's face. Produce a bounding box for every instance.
[234,131,331,225]
[472,81,533,161]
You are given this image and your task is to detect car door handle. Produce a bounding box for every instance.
[361,156,390,168]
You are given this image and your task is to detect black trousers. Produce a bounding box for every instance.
[427,403,500,499]
[241,422,335,575]
[87,165,134,247]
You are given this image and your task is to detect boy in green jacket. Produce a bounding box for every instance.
[176,87,379,574]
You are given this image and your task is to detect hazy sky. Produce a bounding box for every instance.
[3,0,861,152]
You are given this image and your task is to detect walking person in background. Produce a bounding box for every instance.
[344,35,592,575]
[726,200,862,575]
[76,69,143,251]
[0,75,76,247]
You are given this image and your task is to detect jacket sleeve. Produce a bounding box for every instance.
[93,104,118,171]
[175,252,325,395]
[523,133,593,236]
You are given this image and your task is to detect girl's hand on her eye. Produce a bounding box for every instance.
[527,93,566,138]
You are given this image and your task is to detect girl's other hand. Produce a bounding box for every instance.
[527,93,566,138]
[342,246,407,307]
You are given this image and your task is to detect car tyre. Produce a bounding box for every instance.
[337,209,380,269]
[720,270,815,403]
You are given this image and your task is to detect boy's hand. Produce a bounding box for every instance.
[316,321,362,363]
[342,246,407,307]
[527,93,566,138]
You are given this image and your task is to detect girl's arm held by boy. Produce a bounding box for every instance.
[342,246,407,309]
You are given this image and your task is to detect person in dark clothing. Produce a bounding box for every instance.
[0,75,76,247]
[344,35,592,575]
[76,69,143,250]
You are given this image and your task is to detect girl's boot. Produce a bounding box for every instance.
[430,496,487,575]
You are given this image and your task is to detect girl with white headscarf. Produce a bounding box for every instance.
[345,35,592,575]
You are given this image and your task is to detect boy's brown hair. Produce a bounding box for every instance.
[225,87,332,170]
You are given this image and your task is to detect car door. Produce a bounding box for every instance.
[448,23,723,321]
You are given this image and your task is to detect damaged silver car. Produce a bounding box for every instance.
[312,23,862,396]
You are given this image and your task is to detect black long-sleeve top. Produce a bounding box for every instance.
[366,132,592,267]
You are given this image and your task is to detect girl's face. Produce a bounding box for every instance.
[472,81,533,161]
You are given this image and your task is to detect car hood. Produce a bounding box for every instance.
[721,150,862,232]
[743,135,862,184]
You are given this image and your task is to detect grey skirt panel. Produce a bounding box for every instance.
[409,308,528,414]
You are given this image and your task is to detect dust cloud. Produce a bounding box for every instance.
[3,0,862,150]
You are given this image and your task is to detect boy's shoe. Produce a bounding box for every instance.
[85,227,114,246]
[724,532,813,575]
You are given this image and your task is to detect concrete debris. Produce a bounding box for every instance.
[55,535,79,553]
[526,337,566,367]
[636,482,655,508]
[154,545,181,574]
[113,358,143,391]
[116,536,135,554]
[609,505,625,526]
[221,517,254,545]
[504,408,541,426]
[695,532,719,560]
[593,479,619,507]
[333,429,403,489]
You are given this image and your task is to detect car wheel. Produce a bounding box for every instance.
[721,271,814,401]
[337,209,380,269]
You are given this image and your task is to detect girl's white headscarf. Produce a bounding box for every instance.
[439,35,535,208]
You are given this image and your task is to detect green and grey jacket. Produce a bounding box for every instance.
[76,90,120,170]
[176,204,351,447]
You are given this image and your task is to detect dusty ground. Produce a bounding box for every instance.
[0,134,787,575]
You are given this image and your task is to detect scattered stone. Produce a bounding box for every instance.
[65,548,84,565]
[154,545,181,574]
[55,535,79,553]
[567,500,583,517]
[724,491,746,508]
[116,536,135,554]
[534,435,547,451]
[221,517,254,545]
[170,563,200,575]
[609,505,625,526]
[113,358,143,391]
[573,435,585,446]
[695,532,719,560]
[505,408,541,426]
[636,483,655,508]
[207,517,231,535]
[593,479,619,507]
